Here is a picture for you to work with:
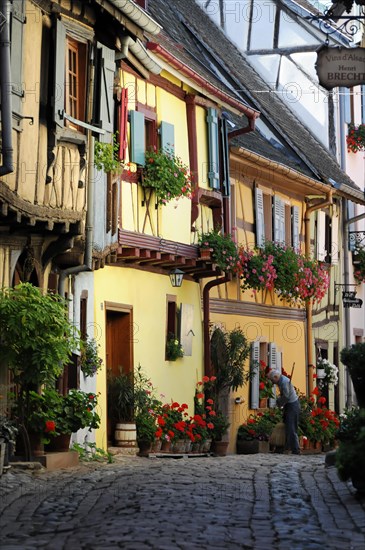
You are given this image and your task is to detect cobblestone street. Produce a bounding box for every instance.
[1,453,364,550]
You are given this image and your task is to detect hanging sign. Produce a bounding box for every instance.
[316,46,365,90]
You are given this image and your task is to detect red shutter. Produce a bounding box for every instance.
[119,88,128,161]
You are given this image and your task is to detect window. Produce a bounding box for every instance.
[255,189,299,249]
[53,21,114,134]
[250,341,282,409]
[166,295,178,360]
[65,38,87,130]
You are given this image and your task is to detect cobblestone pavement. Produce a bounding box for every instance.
[0,453,364,550]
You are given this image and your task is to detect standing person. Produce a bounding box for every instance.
[267,369,301,455]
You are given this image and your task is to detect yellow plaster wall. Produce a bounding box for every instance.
[210,312,307,453]
[94,266,204,449]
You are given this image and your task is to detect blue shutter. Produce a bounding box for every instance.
[250,342,260,410]
[97,43,115,133]
[206,107,220,189]
[53,19,66,127]
[255,188,265,248]
[292,206,300,251]
[160,121,175,153]
[10,0,25,117]
[221,118,230,196]
[130,110,145,165]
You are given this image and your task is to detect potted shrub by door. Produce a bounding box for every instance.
[135,410,157,457]
[210,411,230,456]
[107,371,136,447]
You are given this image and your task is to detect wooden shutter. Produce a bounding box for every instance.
[292,206,300,251]
[130,110,145,165]
[10,0,25,117]
[317,211,327,261]
[255,188,265,248]
[250,342,260,410]
[160,121,175,152]
[53,19,66,127]
[206,107,220,189]
[221,118,230,197]
[179,303,194,356]
[97,43,115,133]
[273,196,285,244]
[269,343,280,408]
[119,88,128,161]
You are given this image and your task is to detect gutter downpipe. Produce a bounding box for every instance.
[304,190,333,395]
[203,274,230,377]
[58,48,96,297]
[0,0,14,176]
[343,210,365,406]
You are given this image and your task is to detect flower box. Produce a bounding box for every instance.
[236,440,269,454]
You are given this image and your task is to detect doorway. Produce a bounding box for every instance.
[105,304,134,443]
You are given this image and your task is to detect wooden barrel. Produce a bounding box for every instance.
[114,422,137,447]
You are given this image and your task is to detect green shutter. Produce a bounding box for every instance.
[250,342,260,410]
[221,118,230,196]
[206,107,220,189]
[53,19,66,127]
[160,121,175,153]
[130,110,145,165]
[97,43,115,133]
[10,0,26,117]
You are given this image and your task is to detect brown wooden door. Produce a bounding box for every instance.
[106,309,133,376]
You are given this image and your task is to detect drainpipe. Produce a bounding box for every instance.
[0,0,14,176]
[203,274,230,376]
[304,190,333,394]
[343,210,365,406]
[228,117,256,140]
[58,46,96,296]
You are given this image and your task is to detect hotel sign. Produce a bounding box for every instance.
[316,46,365,90]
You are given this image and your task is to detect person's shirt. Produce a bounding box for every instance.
[277,375,298,405]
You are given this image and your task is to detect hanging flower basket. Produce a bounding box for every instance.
[198,229,239,274]
[346,123,365,154]
[142,148,192,205]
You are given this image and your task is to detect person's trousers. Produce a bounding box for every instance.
[283,400,300,453]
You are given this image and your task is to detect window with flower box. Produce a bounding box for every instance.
[250,341,282,409]
[255,188,300,249]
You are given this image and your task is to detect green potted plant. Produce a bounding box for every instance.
[353,244,365,284]
[135,410,157,456]
[236,412,276,454]
[336,407,365,494]
[107,370,136,447]
[346,123,365,154]
[210,411,230,456]
[94,134,123,173]
[80,336,103,378]
[142,147,192,205]
[0,283,79,457]
[198,228,239,273]
[166,333,184,361]
[340,343,365,407]
[238,242,329,304]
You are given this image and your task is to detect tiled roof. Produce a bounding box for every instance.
[148,0,361,192]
